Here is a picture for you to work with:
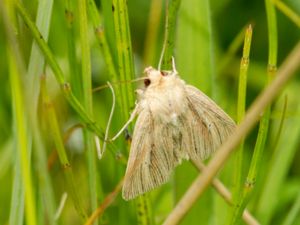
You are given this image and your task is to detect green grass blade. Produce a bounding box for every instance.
[0,139,13,178]
[27,0,53,109]
[2,2,37,224]
[282,185,300,225]
[230,25,252,225]
[41,77,88,220]
[265,0,278,68]
[254,0,278,223]
[8,45,37,225]
[100,0,118,63]
[135,196,153,225]
[88,0,118,81]
[25,1,58,224]
[273,0,300,28]
[176,0,213,95]
[65,0,82,99]
[143,0,163,66]
[78,0,100,223]
[9,176,25,225]
[217,23,250,75]
[256,84,300,224]
[112,0,135,120]
[9,144,25,225]
[15,1,104,137]
[159,0,181,70]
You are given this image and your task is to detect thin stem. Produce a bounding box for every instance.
[84,179,124,225]
[9,48,37,225]
[273,0,300,28]
[88,0,118,81]
[78,0,99,221]
[253,0,278,223]
[65,0,82,99]
[54,193,68,220]
[143,0,163,66]
[265,0,278,67]
[112,0,135,120]
[270,95,287,151]
[135,195,153,225]
[26,1,58,222]
[158,0,181,70]
[230,24,252,224]
[191,160,259,225]
[282,187,300,225]
[3,2,37,225]
[42,78,87,220]
[217,23,252,75]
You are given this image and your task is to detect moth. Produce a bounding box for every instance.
[112,60,236,201]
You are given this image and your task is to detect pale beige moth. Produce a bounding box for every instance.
[112,61,236,200]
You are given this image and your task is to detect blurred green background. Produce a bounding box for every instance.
[0,0,300,224]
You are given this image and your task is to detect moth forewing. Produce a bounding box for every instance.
[120,66,236,200]
[122,110,175,200]
[184,85,236,161]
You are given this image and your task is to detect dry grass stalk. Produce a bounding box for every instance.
[192,160,260,225]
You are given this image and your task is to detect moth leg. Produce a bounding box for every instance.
[110,105,139,141]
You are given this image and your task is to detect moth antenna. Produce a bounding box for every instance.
[103,81,115,154]
[95,81,116,159]
[93,77,147,93]
[171,56,178,74]
[110,106,138,141]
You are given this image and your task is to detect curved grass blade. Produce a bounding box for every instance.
[15,1,104,138]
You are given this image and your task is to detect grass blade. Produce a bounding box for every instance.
[282,185,300,225]
[65,0,82,99]
[41,77,88,220]
[112,0,135,120]
[273,0,300,28]
[2,2,37,225]
[176,0,213,95]
[15,1,104,137]
[256,84,300,224]
[230,25,252,225]
[8,43,37,225]
[25,1,58,224]
[78,0,100,222]
[253,0,278,223]
[143,0,163,66]
[88,0,118,81]
[159,0,181,70]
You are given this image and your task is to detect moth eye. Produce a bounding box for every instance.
[144,79,151,87]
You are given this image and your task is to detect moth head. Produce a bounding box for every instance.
[143,66,176,88]
[143,67,162,87]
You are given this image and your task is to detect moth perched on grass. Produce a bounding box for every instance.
[112,61,236,200]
